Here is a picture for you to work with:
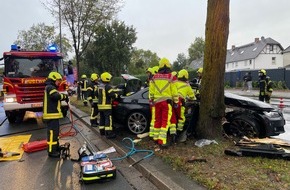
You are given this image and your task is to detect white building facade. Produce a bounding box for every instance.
[225,37,284,72]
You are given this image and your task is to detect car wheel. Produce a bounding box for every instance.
[225,114,261,138]
[127,112,149,134]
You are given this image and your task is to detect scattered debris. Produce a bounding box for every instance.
[187,156,207,163]
[195,139,218,147]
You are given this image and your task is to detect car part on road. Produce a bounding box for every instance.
[225,144,290,160]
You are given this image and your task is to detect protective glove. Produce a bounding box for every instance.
[63,94,69,103]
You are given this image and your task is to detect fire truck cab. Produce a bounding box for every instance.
[1,44,68,123]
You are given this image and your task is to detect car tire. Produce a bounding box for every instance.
[126,111,149,134]
[225,114,261,138]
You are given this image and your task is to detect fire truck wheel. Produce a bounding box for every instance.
[5,111,16,123]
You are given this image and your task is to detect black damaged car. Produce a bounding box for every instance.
[112,83,285,137]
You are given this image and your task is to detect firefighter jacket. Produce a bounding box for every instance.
[98,82,119,110]
[266,79,273,95]
[79,78,88,91]
[87,80,98,104]
[43,79,67,120]
[259,75,267,95]
[175,80,196,102]
[149,72,179,104]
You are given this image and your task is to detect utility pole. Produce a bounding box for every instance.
[58,0,62,53]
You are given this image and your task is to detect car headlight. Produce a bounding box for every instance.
[5,97,17,103]
[263,111,280,118]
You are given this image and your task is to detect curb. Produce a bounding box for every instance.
[69,104,206,190]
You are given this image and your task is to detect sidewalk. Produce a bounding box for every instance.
[70,104,207,190]
[225,88,290,99]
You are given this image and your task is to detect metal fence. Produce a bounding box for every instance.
[224,68,290,88]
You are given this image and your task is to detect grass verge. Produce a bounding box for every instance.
[70,96,290,190]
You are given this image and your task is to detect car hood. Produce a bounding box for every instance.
[224,92,274,111]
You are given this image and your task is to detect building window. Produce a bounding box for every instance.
[272,57,276,65]
[249,59,252,65]
[270,45,273,51]
[244,60,247,66]
[235,62,238,67]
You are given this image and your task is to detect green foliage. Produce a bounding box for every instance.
[14,23,72,58]
[188,37,205,63]
[83,20,137,77]
[128,49,160,75]
[172,53,187,71]
[224,81,231,88]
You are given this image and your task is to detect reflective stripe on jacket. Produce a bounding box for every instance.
[43,83,65,119]
[175,80,196,101]
[98,82,118,110]
[149,73,178,103]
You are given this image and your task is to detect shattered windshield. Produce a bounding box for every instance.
[4,58,64,78]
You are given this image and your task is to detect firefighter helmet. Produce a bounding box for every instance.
[259,69,266,75]
[48,72,62,81]
[178,69,189,80]
[146,67,153,74]
[197,68,203,74]
[101,72,112,82]
[159,58,171,68]
[91,73,99,81]
[172,71,177,77]
[81,74,87,79]
[152,66,159,74]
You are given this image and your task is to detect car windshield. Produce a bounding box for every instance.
[4,57,63,78]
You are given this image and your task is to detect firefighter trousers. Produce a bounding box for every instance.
[90,102,99,127]
[46,119,60,155]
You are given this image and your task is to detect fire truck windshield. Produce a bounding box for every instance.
[4,57,64,78]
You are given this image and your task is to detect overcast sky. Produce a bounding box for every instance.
[1,0,290,63]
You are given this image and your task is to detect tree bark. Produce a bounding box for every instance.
[196,0,230,139]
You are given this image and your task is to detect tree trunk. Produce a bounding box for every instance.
[196,0,230,139]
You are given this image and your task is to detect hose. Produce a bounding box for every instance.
[59,103,78,138]
[110,137,154,167]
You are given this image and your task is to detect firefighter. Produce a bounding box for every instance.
[87,73,99,127]
[195,67,203,99]
[78,74,89,106]
[265,76,273,103]
[147,66,158,138]
[144,67,153,88]
[258,69,267,102]
[175,69,196,132]
[43,71,69,158]
[98,72,119,139]
[149,58,179,147]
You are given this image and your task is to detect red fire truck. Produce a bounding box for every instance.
[1,44,68,123]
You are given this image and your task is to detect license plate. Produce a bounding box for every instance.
[31,103,43,108]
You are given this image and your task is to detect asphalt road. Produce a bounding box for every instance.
[0,102,158,190]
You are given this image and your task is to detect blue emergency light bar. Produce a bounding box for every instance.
[47,44,59,52]
[11,44,18,51]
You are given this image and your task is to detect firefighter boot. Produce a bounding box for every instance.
[105,131,116,139]
[99,128,105,136]
[90,119,99,127]
[170,134,177,145]
[48,146,60,158]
